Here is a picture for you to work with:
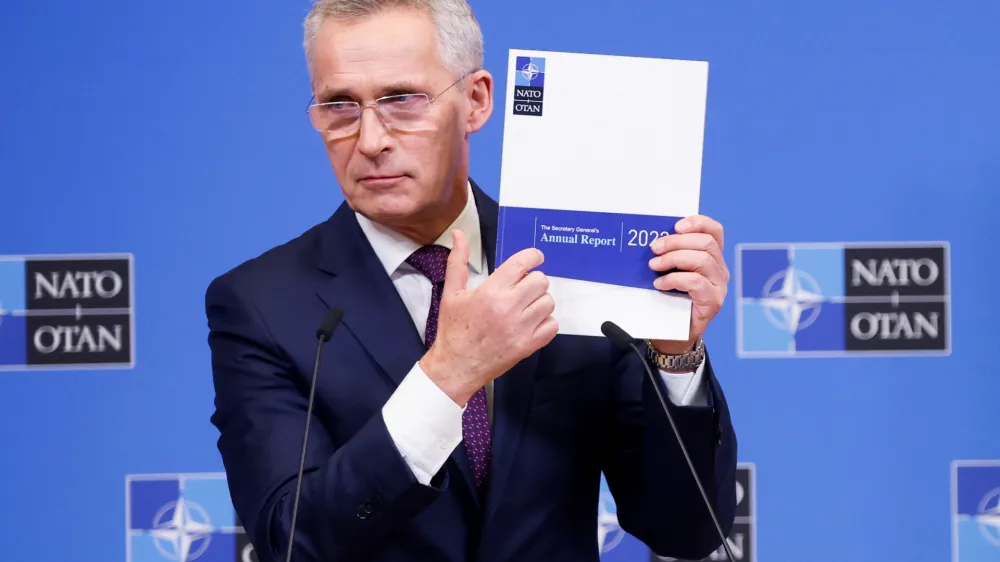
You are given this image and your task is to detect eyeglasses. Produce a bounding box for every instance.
[306,75,467,140]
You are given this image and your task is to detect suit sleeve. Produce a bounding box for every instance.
[600,343,738,560]
[205,275,448,562]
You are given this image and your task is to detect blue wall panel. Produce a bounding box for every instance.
[1,0,998,560]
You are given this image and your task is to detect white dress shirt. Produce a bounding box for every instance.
[355,182,708,485]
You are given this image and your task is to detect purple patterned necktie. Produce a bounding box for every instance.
[406,244,492,488]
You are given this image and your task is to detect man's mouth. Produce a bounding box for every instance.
[358,174,406,187]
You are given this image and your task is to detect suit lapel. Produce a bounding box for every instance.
[472,183,540,523]
[314,197,484,506]
[314,204,426,390]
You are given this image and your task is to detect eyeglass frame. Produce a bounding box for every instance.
[304,73,472,138]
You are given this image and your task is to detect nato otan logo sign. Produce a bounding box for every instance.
[0,253,134,370]
[649,463,756,562]
[951,460,1000,561]
[736,242,950,357]
[512,55,545,116]
[126,472,256,562]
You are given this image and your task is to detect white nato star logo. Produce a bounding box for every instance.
[520,62,540,81]
[150,498,215,561]
[759,266,825,333]
[597,491,625,553]
[977,488,1000,547]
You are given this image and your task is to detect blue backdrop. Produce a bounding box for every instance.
[1,1,998,561]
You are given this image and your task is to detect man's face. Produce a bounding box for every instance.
[308,8,491,233]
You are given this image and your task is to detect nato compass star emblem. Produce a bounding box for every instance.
[520,62,540,82]
[127,472,251,562]
[597,485,625,553]
[759,266,825,333]
[150,497,215,561]
[976,488,1000,547]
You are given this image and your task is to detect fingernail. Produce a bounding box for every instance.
[648,257,659,268]
[675,219,690,232]
[652,238,664,253]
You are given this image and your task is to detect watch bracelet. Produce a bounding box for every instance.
[643,336,705,370]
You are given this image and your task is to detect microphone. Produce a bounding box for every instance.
[285,306,344,562]
[599,321,736,562]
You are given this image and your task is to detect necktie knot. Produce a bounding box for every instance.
[406,244,451,284]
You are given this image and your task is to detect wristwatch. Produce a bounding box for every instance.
[643,336,705,371]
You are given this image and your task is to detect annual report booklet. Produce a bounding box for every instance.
[495,49,709,341]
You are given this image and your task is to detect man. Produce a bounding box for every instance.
[205,1,737,561]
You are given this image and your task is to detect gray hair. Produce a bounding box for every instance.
[303,0,484,78]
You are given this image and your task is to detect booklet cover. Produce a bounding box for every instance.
[495,49,709,341]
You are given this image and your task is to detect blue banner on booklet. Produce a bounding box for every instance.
[496,206,684,290]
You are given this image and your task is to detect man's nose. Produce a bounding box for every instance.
[356,106,390,157]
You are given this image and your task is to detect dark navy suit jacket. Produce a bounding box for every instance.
[205,181,738,562]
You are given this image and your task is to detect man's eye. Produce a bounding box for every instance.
[387,95,419,104]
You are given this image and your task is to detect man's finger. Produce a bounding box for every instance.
[674,215,724,250]
[520,291,555,324]
[442,229,470,297]
[649,249,727,287]
[531,315,559,347]
[651,233,724,268]
[492,247,545,287]
[654,271,719,304]
[513,270,551,309]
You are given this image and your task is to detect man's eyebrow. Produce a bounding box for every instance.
[314,80,429,103]
[314,86,353,104]
[378,80,426,96]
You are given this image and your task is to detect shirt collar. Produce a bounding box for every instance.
[355,181,484,277]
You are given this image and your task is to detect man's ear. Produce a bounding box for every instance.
[465,69,494,133]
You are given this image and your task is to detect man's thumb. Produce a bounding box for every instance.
[443,229,469,295]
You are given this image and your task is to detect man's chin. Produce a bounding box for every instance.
[355,195,422,227]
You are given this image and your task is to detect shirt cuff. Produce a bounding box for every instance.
[382,361,465,485]
[657,358,708,407]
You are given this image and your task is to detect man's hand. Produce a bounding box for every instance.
[419,229,558,406]
[647,215,730,356]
